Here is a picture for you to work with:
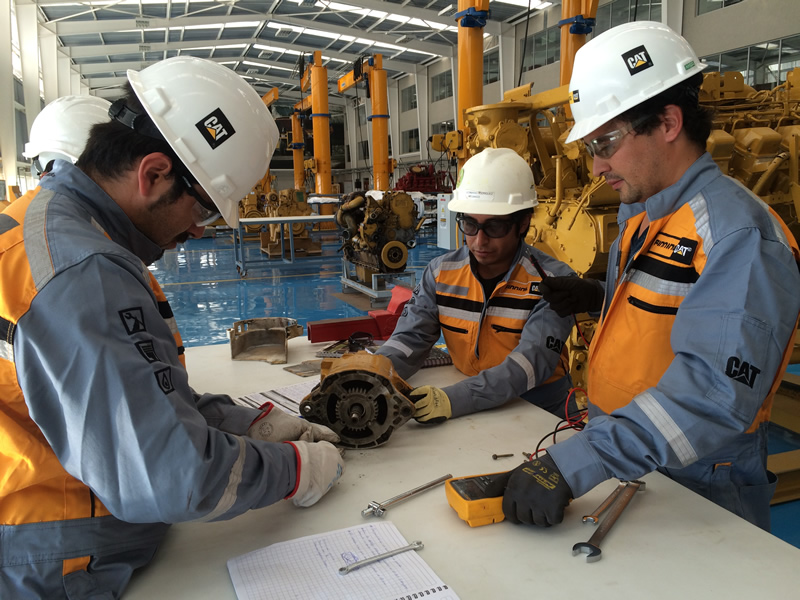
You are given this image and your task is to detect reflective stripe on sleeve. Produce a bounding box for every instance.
[195,436,246,522]
[509,351,536,389]
[634,391,697,466]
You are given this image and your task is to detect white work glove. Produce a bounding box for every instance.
[247,403,340,443]
[286,441,345,507]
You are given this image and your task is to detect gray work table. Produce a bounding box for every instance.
[125,337,800,599]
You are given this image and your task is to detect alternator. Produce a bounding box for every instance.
[299,352,415,448]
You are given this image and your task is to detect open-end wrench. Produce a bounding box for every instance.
[572,480,645,562]
[582,480,628,524]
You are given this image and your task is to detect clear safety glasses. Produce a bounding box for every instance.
[456,216,516,239]
[582,116,651,160]
[182,174,221,227]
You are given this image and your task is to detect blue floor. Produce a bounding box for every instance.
[152,228,800,548]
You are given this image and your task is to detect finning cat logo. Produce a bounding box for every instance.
[725,356,761,389]
[622,45,654,76]
[195,108,236,149]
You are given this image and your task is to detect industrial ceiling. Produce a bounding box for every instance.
[34,0,553,112]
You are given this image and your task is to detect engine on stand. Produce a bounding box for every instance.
[335,190,426,305]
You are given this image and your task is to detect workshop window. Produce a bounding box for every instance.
[697,0,744,16]
[401,86,417,112]
[483,49,499,85]
[402,128,420,154]
[520,26,559,73]
[357,104,367,126]
[592,0,662,37]
[431,72,453,102]
[358,140,369,161]
[700,33,800,87]
[431,120,454,138]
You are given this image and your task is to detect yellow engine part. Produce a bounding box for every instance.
[301,352,415,448]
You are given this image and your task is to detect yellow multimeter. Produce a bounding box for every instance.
[445,472,507,527]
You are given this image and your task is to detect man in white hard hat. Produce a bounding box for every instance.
[0,56,344,599]
[23,95,112,178]
[377,147,577,423]
[489,22,800,532]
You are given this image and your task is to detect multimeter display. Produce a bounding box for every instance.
[449,475,500,501]
[445,472,507,527]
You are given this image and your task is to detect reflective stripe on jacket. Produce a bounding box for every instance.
[378,242,575,417]
[548,153,800,530]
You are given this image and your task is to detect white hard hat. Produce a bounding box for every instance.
[565,21,707,143]
[23,95,112,166]
[127,56,279,227]
[447,148,537,215]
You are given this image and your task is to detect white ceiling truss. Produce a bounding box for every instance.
[30,0,554,112]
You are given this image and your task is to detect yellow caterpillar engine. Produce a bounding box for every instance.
[336,190,426,283]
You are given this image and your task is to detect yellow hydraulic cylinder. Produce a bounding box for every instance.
[291,111,305,191]
[456,0,488,170]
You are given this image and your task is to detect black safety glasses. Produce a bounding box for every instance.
[456,216,516,239]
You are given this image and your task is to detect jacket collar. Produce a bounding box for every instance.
[617,152,721,224]
[40,160,165,265]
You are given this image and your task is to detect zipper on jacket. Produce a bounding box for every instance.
[441,322,468,334]
[491,324,523,334]
[627,295,678,315]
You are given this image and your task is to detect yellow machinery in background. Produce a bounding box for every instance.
[261,188,322,258]
[433,70,800,389]
[335,190,426,282]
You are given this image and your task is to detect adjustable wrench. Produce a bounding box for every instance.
[572,480,645,562]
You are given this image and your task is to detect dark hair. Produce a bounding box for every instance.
[618,73,713,151]
[77,82,185,182]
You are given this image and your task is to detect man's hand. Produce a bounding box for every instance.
[487,453,573,526]
[247,403,340,443]
[408,386,451,424]
[539,276,604,317]
[286,441,345,507]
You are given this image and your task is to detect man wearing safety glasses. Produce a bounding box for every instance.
[0,57,345,598]
[490,22,800,533]
[377,147,577,425]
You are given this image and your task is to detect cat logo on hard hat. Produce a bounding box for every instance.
[196,108,236,149]
[622,45,653,76]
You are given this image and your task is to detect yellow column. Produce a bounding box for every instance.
[559,0,599,87]
[456,0,488,170]
[309,51,332,198]
[291,111,305,191]
[369,55,391,191]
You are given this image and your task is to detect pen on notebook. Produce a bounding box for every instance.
[338,540,424,575]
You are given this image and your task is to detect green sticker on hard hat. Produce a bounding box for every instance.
[622,45,653,76]
[195,108,236,150]
[684,61,696,71]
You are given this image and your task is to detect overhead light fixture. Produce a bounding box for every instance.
[438,4,456,16]
[396,35,409,44]
[299,0,317,6]
[259,50,273,59]
[275,28,293,38]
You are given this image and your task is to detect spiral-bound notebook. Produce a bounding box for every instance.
[227,521,459,600]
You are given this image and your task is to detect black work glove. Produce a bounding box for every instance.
[539,276,604,318]
[483,453,573,527]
